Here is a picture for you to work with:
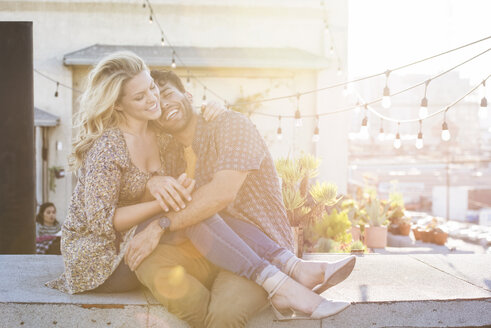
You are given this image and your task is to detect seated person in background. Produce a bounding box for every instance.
[36,202,61,254]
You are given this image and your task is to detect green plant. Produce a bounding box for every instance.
[348,240,366,253]
[48,166,63,192]
[341,197,367,227]
[305,209,352,245]
[275,154,341,228]
[365,198,390,227]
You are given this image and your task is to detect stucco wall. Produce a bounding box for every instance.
[1,0,349,221]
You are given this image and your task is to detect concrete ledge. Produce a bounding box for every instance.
[1,254,491,327]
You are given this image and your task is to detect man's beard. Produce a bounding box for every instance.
[158,98,194,134]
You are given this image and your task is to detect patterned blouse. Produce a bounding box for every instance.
[46,128,167,294]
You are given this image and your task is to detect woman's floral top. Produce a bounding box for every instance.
[46,128,168,294]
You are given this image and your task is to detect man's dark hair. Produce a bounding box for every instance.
[151,70,186,93]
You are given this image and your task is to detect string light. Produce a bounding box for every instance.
[149,14,153,24]
[160,35,165,46]
[382,70,391,109]
[479,80,488,119]
[415,120,424,149]
[171,50,177,69]
[441,110,451,141]
[277,116,283,141]
[337,65,342,76]
[393,122,401,149]
[378,119,385,141]
[419,80,430,119]
[54,82,59,98]
[140,6,488,114]
[312,115,320,143]
[142,1,146,8]
[295,94,302,127]
[359,104,369,140]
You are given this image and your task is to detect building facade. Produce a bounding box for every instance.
[1,0,350,220]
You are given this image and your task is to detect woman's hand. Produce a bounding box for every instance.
[146,173,195,212]
[201,100,228,121]
[124,219,163,271]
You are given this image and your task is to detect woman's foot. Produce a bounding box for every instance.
[291,256,356,293]
[290,260,326,290]
[266,274,351,320]
[270,276,323,315]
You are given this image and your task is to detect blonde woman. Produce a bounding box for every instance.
[46,52,223,294]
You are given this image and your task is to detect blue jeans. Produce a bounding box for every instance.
[95,214,294,292]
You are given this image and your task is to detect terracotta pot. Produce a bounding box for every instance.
[291,226,304,258]
[398,222,411,236]
[412,228,422,240]
[364,226,387,248]
[350,226,361,241]
[421,230,433,243]
[432,231,448,245]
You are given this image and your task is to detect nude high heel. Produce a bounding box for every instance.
[312,255,356,294]
[262,271,351,321]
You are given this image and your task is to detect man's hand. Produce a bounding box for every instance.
[201,100,228,121]
[146,173,195,212]
[124,220,164,271]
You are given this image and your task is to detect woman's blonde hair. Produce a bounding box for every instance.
[70,51,148,171]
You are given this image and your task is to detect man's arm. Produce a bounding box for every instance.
[168,169,248,230]
[146,169,248,231]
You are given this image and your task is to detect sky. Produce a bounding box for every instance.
[348,0,491,86]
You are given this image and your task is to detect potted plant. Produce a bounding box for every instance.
[349,240,366,254]
[275,154,341,257]
[364,197,390,248]
[341,198,366,241]
[431,227,448,245]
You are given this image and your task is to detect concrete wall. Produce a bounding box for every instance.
[0,0,349,221]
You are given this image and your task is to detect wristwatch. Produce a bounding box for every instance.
[158,216,171,232]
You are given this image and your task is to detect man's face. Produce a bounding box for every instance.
[155,82,194,134]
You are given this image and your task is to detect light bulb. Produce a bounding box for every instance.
[294,110,302,127]
[171,59,176,69]
[359,116,369,139]
[343,85,350,97]
[441,122,451,141]
[382,86,391,108]
[337,67,342,76]
[393,133,401,149]
[419,97,428,119]
[277,127,283,141]
[161,37,165,46]
[415,132,423,149]
[149,15,153,24]
[378,128,385,141]
[312,126,320,143]
[481,96,488,108]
